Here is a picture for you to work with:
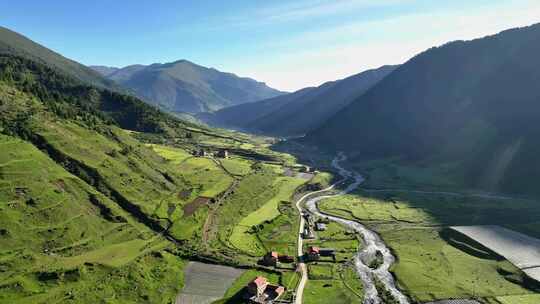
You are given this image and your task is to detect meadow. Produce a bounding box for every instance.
[303,264,362,304]
[318,190,540,302]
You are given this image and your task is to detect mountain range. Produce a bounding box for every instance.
[199,65,397,137]
[91,61,285,114]
[306,22,540,196]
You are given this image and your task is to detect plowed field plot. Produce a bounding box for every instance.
[183,196,212,217]
[176,262,244,304]
[451,225,540,281]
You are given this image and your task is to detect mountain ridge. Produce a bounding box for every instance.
[0,26,122,92]
[305,22,540,196]
[92,60,285,114]
[200,65,397,136]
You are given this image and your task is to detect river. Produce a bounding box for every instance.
[303,154,410,304]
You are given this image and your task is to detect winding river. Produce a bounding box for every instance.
[303,154,410,304]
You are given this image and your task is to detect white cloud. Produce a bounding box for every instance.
[221,0,415,28]
[255,0,413,23]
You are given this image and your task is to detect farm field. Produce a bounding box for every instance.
[381,228,536,302]
[147,144,192,164]
[229,176,306,255]
[177,262,244,304]
[318,190,540,302]
[492,294,540,304]
[451,225,540,281]
[301,218,363,303]
[213,168,301,256]
[220,157,253,176]
[177,157,234,198]
[319,190,540,233]
[303,264,362,304]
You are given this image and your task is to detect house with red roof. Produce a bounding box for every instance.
[307,246,320,261]
[245,276,286,304]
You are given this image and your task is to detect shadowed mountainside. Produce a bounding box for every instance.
[305,23,540,196]
[200,65,397,136]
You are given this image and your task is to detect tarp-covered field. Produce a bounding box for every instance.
[451,225,540,281]
[176,262,244,304]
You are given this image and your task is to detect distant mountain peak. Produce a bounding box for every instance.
[95,59,285,114]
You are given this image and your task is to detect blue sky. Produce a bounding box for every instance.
[2,0,540,91]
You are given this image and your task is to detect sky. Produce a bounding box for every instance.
[2,0,540,91]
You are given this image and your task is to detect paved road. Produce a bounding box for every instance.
[294,174,343,304]
[297,155,410,304]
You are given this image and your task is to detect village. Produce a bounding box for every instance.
[230,208,356,304]
[186,146,358,304]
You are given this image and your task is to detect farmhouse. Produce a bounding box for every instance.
[217,149,229,158]
[262,251,278,266]
[193,148,209,157]
[245,276,285,304]
[303,227,316,239]
[315,222,327,231]
[307,246,320,261]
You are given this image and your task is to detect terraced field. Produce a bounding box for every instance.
[0,135,186,304]
[229,176,306,255]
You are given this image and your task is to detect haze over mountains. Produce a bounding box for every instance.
[306,23,540,196]
[91,61,285,114]
[199,65,397,137]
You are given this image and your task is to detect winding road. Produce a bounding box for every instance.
[295,154,410,304]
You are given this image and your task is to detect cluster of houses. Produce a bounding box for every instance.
[192,148,229,158]
[302,213,329,240]
[261,251,294,267]
[244,276,285,304]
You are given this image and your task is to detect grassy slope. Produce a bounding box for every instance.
[0,55,256,303]
[384,228,532,302]
[229,176,305,255]
[0,135,184,304]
